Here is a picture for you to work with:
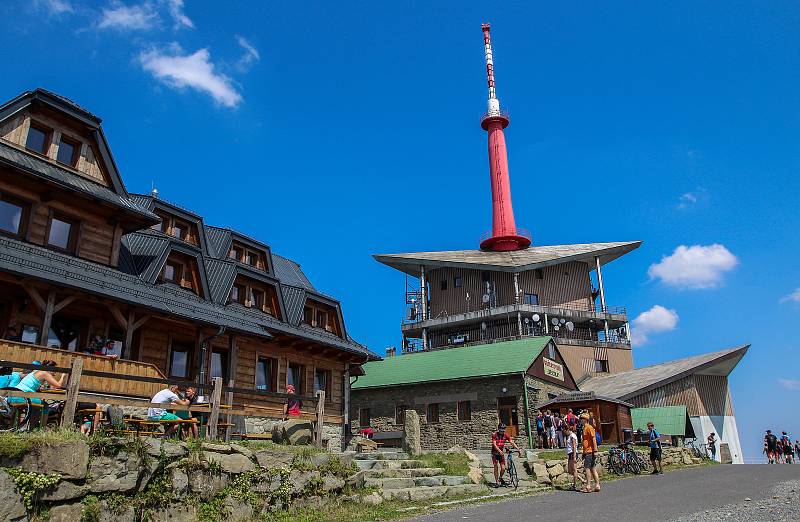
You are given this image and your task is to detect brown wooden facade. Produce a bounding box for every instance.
[540,392,634,445]
[0,89,374,424]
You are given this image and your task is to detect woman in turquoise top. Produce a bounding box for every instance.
[9,360,67,411]
[0,367,22,388]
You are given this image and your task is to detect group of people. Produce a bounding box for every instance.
[535,408,601,449]
[763,430,798,464]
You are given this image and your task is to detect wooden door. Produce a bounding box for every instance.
[498,398,519,438]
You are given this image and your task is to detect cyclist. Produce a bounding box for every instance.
[648,422,663,474]
[765,430,778,464]
[491,422,521,487]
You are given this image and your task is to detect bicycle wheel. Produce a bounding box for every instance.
[635,451,649,471]
[507,460,519,489]
[628,454,642,474]
[611,453,625,475]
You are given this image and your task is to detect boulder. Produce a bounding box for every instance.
[682,454,693,465]
[545,460,561,468]
[548,463,565,477]
[150,503,198,521]
[345,470,366,490]
[322,475,345,493]
[531,463,551,484]
[203,442,233,453]
[468,466,484,484]
[88,451,144,493]
[188,470,229,500]
[98,500,136,522]
[401,409,422,456]
[40,480,89,502]
[289,470,321,494]
[361,491,384,505]
[311,453,332,468]
[272,419,313,445]
[230,443,254,460]
[170,467,189,496]
[0,470,27,522]
[0,439,89,480]
[202,451,255,474]
[49,502,84,522]
[224,497,255,522]
[254,449,294,470]
[293,496,328,510]
[144,438,187,459]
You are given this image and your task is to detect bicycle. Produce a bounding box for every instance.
[503,447,521,489]
[683,439,710,460]
[607,442,649,475]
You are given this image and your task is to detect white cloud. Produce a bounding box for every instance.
[235,35,260,71]
[779,379,800,391]
[631,305,679,345]
[139,46,242,107]
[677,192,697,209]
[165,0,193,29]
[98,1,158,30]
[37,0,73,15]
[780,288,800,304]
[648,244,738,289]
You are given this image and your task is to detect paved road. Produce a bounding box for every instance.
[411,465,800,521]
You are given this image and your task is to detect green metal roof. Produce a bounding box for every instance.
[631,406,688,436]
[352,337,553,389]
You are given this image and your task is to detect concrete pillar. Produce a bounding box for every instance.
[544,313,549,334]
[595,256,610,340]
[419,265,428,320]
[517,312,523,337]
[422,328,428,350]
[513,272,520,304]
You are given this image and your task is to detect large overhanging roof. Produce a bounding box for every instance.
[373,241,642,276]
[579,345,749,401]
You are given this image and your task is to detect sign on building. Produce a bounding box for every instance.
[543,357,564,381]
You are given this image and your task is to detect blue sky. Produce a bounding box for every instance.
[3,1,799,460]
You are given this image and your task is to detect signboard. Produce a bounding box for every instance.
[543,357,564,381]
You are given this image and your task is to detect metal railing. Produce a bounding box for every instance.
[479,228,532,243]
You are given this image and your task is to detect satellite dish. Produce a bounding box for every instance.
[482,294,490,304]
[553,325,560,331]
[560,319,566,325]
[566,321,575,332]
[532,314,540,322]
[551,317,559,326]
[524,317,530,324]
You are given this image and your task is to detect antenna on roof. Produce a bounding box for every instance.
[151,181,159,199]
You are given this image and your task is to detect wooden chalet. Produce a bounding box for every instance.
[0,88,377,427]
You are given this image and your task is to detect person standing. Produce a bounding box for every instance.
[765,430,778,464]
[283,384,302,419]
[535,411,545,449]
[564,425,586,491]
[544,410,555,449]
[555,413,565,448]
[707,432,717,461]
[581,413,600,493]
[648,422,663,474]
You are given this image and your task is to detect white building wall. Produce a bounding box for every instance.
[689,415,744,464]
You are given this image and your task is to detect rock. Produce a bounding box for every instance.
[0,439,89,480]
[89,451,144,493]
[532,463,551,484]
[40,480,89,501]
[202,451,255,474]
[322,475,345,493]
[150,503,198,521]
[137,453,161,492]
[545,460,561,468]
[339,451,356,469]
[98,500,136,522]
[311,453,332,468]
[548,464,565,477]
[188,470,229,500]
[293,496,328,510]
[144,438,187,459]
[0,470,27,521]
[553,473,572,485]
[230,443,254,460]
[224,497,255,522]
[361,491,384,505]
[682,454,693,465]
[402,409,422,456]
[49,502,85,522]
[468,465,484,484]
[272,419,313,445]
[290,470,321,494]
[170,468,189,496]
[254,449,294,470]
[203,443,233,453]
[346,470,366,489]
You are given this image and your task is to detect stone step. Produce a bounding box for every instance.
[362,467,445,478]
[366,475,475,490]
[356,459,425,470]
[353,452,409,461]
[381,483,489,501]
[412,476,474,487]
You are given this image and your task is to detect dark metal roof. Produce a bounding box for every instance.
[205,258,237,304]
[0,141,159,226]
[204,226,232,259]
[31,88,102,124]
[281,285,307,326]
[0,235,376,359]
[272,254,316,291]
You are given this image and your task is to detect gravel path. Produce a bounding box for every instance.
[671,479,800,521]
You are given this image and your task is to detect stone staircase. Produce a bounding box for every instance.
[474,450,540,489]
[354,450,489,501]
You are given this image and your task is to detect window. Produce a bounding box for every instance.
[523,293,539,305]
[395,405,407,425]
[245,250,258,267]
[0,195,27,237]
[548,342,556,360]
[359,408,370,427]
[210,350,227,380]
[169,344,192,378]
[250,288,264,309]
[256,356,276,391]
[56,136,80,166]
[163,261,182,283]
[47,214,77,252]
[457,401,471,422]
[21,325,39,344]
[426,403,439,423]
[229,283,245,304]
[171,220,188,240]
[454,276,462,288]
[303,306,313,325]
[228,247,239,261]
[594,359,609,373]
[25,123,50,154]
[288,363,304,394]
[314,368,331,398]
[534,268,543,280]
[316,310,328,330]
[440,279,447,291]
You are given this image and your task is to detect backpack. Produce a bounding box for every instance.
[596,430,602,446]
[536,417,543,430]
[544,416,553,428]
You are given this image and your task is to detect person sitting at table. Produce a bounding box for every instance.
[148,385,189,437]
[75,401,102,435]
[0,366,22,389]
[283,384,302,420]
[8,360,67,422]
[176,386,200,438]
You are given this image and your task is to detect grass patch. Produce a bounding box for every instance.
[236,440,324,455]
[414,453,471,476]
[0,429,84,459]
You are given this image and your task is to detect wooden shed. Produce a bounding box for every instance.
[539,391,633,445]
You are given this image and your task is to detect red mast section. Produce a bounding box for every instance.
[479,23,531,252]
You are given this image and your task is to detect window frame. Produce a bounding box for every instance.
[56,135,81,167]
[163,260,184,284]
[594,359,609,373]
[287,362,304,394]
[168,341,193,378]
[454,276,462,288]
[250,288,264,310]
[457,400,471,422]
[395,405,406,426]
[523,293,539,305]
[0,193,30,239]
[426,403,439,423]
[359,408,371,428]
[45,211,79,253]
[313,367,332,401]
[255,355,277,392]
[25,121,52,156]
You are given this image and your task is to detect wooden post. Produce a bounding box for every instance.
[224,379,234,442]
[39,290,56,346]
[206,377,223,441]
[314,390,325,448]
[60,358,83,429]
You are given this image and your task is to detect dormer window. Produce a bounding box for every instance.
[170,220,188,240]
[229,240,267,271]
[153,210,198,245]
[303,300,342,336]
[25,122,51,155]
[251,288,264,309]
[163,261,182,283]
[229,283,245,304]
[56,136,80,167]
[228,247,239,260]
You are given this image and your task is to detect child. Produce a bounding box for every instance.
[564,425,586,491]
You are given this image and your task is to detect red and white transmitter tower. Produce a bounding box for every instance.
[479,23,531,252]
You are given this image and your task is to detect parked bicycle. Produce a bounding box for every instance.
[683,439,710,460]
[607,442,649,475]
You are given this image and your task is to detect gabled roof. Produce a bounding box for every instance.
[373,241,642,276]
[579,346,749,400]
[272,254,316,291]
[352,337,555,389]
[631,406,689,436]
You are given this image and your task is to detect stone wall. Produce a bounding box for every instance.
[351,375,570,451]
